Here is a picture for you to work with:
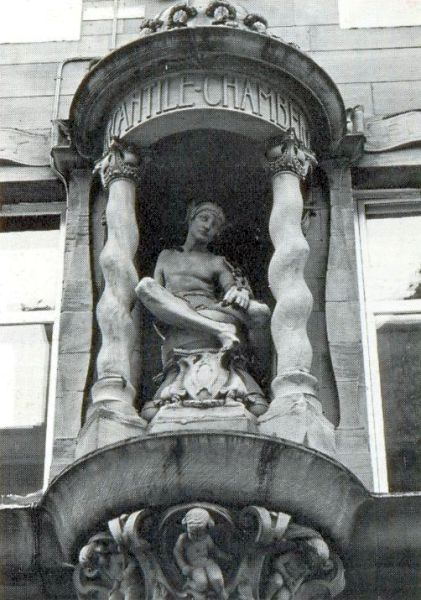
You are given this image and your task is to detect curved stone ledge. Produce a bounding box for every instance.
[39,432,369,565]
[70,27,346,160]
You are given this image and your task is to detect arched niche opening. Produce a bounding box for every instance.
[124,129,338,426]
[132,129,274,406]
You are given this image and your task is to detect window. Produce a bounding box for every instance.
[356,192,421,493]
[0,205,65,496]
[338,0,421,29]
[0,0,82,44]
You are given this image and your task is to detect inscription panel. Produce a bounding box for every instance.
[105,72,311,148]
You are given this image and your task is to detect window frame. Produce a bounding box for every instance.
[354,189,421,493]
[0,201,66,492]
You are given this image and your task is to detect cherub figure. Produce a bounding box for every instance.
[173,508,231,600]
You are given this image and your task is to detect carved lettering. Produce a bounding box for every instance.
[143,85,153,119]
[105,72,310,148]
[223,75,240,109]
[162,79,178,112]
[276,94,288,128]
[258,86,276,122]
[240,79,258,114]
[203,75,222,106]
[179,75,195,108]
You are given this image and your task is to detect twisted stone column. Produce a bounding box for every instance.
[93,138,143,410]
[259,130,335,455]
[76,138,146,457]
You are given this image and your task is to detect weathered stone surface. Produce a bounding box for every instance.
[40,433,370,564]
[258,394,336,456]
[62,280,93,312]
[148,403,258,435]
[56,352,91,394]
[58,312,93,354]
[54,392,84,439]
[322,161,371,484]
[75,407,146,458]
[310,47,421,84]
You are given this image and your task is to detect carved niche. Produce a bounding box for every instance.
[74,504,345,600]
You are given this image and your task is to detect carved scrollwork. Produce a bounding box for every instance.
[74,505,345,600]
[94,137,143,190]
[267,129,316,180]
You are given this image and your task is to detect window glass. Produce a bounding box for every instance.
[0,213,62,497]
[375,314,421,491]
[0,324,52,428]
[0,216,60,313]
[359,198,421,493]
[365,209,421,301]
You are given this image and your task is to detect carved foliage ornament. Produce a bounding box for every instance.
[267,129,316,180]
[168,4,198,28]
[74,504,345,600]
[139,2,269,36]
[94,137,143,190]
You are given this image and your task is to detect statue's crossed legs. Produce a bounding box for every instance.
[135,277,240,351]
[135,277,271,364]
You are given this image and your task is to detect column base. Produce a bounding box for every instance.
[148,401,258,435]
[258,394,336,457]
[75,377,147,458]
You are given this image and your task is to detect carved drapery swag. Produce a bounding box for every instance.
[74,504,345,600]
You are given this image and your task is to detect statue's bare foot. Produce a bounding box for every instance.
[218,325,240,352]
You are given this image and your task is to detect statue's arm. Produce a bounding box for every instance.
[153,250,167,286]
[173,534,191,575]
[216,257,251,310]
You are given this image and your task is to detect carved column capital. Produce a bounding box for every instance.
[94,136,143,190]
[267,128,316,179]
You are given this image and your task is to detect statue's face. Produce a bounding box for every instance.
[186,523,206,539]
[189,209,223,244]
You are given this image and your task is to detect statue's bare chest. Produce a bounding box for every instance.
[163,251,217,284]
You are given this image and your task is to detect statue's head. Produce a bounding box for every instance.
[182,507,215,538]
[186,201,226,244]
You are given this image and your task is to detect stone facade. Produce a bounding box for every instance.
[0,2,420,599]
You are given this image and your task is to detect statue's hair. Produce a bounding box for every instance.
[186,201,226,228]
[182,508,215,529]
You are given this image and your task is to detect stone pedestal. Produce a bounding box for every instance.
[148,401,258,434]
[258,372,335,455]
[75,377,146,458]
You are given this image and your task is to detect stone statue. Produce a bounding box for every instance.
[173,508,231,600]
[265,534,338,600]
[74,506,345,600]
[135,201,271,419]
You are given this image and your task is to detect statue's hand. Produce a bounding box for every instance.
[182,566,193,577]
[222,286,250,310]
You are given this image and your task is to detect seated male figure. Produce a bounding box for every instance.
[135,201,270,364]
